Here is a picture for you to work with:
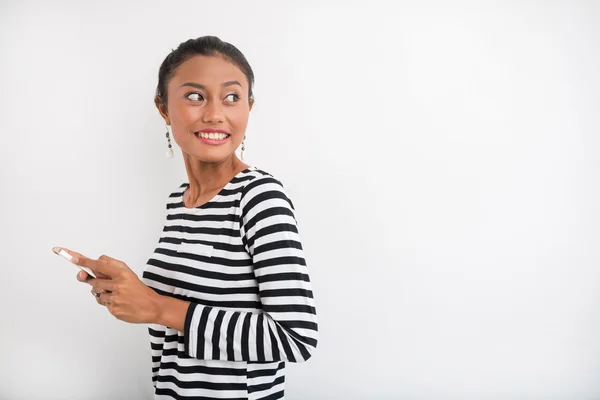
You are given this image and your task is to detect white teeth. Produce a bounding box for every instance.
[198,132,229,140]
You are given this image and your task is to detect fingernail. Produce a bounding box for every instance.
[72,257,79,264]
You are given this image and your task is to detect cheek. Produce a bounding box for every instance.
[172,105,199,126]
[167,97,198,124]
[229,109,250,132]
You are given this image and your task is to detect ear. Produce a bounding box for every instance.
[249,97,254,112]
[154,95,170,125]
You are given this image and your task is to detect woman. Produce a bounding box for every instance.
[64,36,318,399]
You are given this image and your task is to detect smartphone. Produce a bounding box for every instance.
[52,246,97,278]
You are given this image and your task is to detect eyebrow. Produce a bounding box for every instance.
[180,81,243,90]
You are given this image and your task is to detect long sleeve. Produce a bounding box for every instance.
[183,176,318,363]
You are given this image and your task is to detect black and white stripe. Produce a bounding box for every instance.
[143,167,318,399]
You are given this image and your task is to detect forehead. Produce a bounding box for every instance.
[169,54,248,89]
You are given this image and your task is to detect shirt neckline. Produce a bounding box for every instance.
[180,166,254,211]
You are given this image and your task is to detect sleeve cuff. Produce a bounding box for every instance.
[184,302,197,356]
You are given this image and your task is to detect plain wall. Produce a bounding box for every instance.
[1,0,599,398]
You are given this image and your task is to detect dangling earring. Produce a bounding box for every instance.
[165,125,173,159]
[241,135,246,161]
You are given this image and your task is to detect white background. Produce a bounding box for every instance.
[1,0,599,399]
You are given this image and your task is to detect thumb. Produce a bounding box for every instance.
[77,269,110,282]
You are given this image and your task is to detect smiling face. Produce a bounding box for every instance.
[156,54,253,164]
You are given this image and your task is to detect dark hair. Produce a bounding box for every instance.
[155,36,255,105]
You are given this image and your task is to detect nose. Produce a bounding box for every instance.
[202,99,224,124]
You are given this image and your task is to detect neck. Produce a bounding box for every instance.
[182,155,248,206]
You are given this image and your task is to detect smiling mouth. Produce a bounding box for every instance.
[194,131,231,140]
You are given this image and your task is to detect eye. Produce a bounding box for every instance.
[225,93,240,103]
[186,92,204,101]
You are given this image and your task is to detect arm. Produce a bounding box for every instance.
[155,176,318,363]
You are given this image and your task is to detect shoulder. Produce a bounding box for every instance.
[240,167,295,213]
[164,182,187,209]
[173,182,188,195]
[240,167,286,192]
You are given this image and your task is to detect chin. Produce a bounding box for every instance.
[188,148,237,164]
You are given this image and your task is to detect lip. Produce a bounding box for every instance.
[196,128,230,134]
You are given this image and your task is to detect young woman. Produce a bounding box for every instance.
[67,36,318,399]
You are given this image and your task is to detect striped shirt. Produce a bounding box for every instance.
[142,167,318,399]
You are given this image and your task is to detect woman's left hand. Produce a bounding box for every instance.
[65,249,161,324]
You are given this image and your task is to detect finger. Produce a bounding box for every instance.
[93,270,111,279]
[76,255,122,278]
[91,288,112,304]
[58,247,103,273]
[77,270,91,282]
[98,291,113,306]
[89,278,116,292]
[98,254,126,267]
[58,247,86,263]
[80,267,110,280]
[59,247,126,278]
[92,288,103,305]
[97,255,129,278]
